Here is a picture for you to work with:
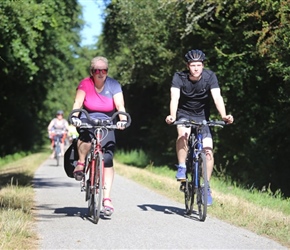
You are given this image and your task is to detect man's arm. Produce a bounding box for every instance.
[211,88,234,123]
[211,88,226,117]
[165,87,180,124]
[170,87,180,119]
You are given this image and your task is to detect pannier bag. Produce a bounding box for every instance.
[64,139,79,178]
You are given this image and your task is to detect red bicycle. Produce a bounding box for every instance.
[69,109,131,224]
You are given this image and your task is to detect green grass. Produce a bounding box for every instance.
[115,149,149,167]
[0,149,50,250]
[0,151,29,169]
[0,148,289,248]
[211,178,290,215]
[116,149,290,214]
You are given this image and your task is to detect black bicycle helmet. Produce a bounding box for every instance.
[184,49,206,62]
[56,110,64,115]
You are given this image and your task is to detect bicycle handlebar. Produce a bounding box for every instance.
[68,109,131,129]
[172,119,226,128]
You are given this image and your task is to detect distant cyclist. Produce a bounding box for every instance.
[165,49,234,205]
[47,110,69,157]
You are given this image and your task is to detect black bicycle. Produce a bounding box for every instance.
[173,119,225,221]
[69,109,131,224]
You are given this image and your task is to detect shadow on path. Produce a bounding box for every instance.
[33,177,76,188]
[138,203,202,221]
[54,206,111,224]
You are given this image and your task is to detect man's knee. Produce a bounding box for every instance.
[204,147,213,160]
[177,134,188,141]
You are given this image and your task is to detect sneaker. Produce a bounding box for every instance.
[175,166,186,180]
[201,186,213,206]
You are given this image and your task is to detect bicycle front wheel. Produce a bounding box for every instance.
[55,144,60,166]
[88,152,103,224]
[197,152,208,221]
[184,178,194,216]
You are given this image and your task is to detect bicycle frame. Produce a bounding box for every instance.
[85,128,105,195]
[192,128,203,189]
[53,134,62,166]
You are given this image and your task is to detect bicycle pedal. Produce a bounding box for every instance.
[179,184,186,192]
[80,182,86,192]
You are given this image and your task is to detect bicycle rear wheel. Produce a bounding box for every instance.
[197,152,208,221]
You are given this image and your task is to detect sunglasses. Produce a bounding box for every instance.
[93,68,108,74]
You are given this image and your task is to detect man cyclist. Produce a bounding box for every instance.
[47,110,69,157]
[165,49,234,205]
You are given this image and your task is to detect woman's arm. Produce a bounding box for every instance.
[72,89,86,116]
[113,92,127,121]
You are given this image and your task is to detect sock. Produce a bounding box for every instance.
[179,163,186,168]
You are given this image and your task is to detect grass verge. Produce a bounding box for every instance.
[0,151,49,250]
[0,150,289,248]
[114,161,290,248]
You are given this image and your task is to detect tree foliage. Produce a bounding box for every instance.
[0,0,85,155]
[99,0,290,196]
[1,0,289,197]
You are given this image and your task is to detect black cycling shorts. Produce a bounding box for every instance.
[177,111,212,139]
[77,127,115,168]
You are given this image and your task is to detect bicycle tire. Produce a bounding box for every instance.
[184,147,194,215]
[197,152,208,221]
[184,177,194,215]
[85,159,90,202]
[55,143,60,166]
[88,159,97,222]
[88,152,103,224]
[95,151,103,223]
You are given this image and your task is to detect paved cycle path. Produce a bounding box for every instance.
[34,158,286,249]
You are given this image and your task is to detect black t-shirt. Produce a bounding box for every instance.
[171,69,219,118]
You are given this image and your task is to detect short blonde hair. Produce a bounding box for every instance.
[90,56,108,69]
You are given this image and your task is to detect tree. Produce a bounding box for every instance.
[99,0,290,196]
[0,0,83,155]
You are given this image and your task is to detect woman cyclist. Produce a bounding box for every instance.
[70,56,128,216]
